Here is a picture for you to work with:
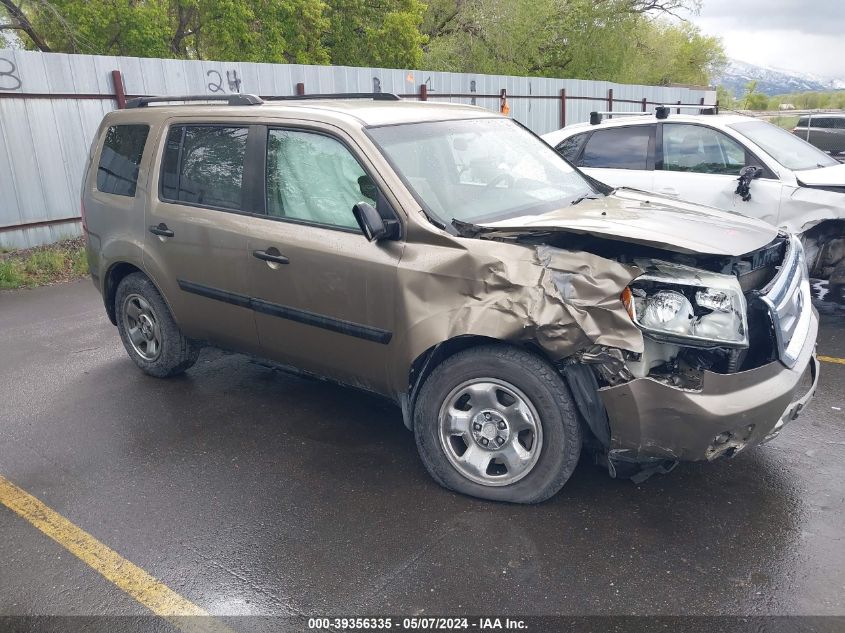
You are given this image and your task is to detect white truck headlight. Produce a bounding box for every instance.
[623,261,748,348]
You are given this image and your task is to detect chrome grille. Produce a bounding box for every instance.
[760,235,812,368]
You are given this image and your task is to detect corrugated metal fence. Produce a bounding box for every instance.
[0,49,716,249]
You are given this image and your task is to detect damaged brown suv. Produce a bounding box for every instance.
[83,94,819,503]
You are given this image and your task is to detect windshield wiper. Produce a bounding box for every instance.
[570,195,601,206]
[451,218,486,238]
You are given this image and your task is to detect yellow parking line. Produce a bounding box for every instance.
[819,355,845,365]
[0,474,235,633]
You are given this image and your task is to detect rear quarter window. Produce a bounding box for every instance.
[160,125,248,211]
[96,124,150,197]
[579,126,651,170]
[556,133,588,162]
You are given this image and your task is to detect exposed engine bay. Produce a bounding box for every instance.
[496,230,790,389]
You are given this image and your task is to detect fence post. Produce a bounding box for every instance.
[560,88,566,128]
[641,97,647,112]
[676,99,681,114]
[295,82,305,96]
[419,83,427,101]
[111,70,126,109]
[607,88,613,113]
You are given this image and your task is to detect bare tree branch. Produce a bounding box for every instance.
[171,3,197,57]
[30,0,98,53]
[0,0,51,50]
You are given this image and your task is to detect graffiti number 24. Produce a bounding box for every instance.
[0,58,22,91]
[206,69,242,94]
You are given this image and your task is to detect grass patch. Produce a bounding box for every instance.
[0,237,88,290]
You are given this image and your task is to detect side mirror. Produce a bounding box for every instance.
[735,165,763,202]
[740,165,763,180]
[353,202,387,241]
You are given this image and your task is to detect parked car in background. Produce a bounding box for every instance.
[83,95,818,503]
[543,112,845,301]
[792,114,845,155]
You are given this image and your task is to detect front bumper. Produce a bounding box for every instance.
[598,309,820,463]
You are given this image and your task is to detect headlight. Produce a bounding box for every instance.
[640,290,694,333]
[623,260,748,348]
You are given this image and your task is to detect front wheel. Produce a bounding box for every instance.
[414,345,582,503]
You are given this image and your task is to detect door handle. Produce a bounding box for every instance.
[252,249,289,265]
[658,187,679,197]
[149,223,174,237]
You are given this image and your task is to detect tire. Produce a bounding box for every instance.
[414,344,582,504]
[114,272,199,377]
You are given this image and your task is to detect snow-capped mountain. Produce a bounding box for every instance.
[718,59,845,97]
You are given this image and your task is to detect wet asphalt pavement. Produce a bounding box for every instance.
[1,280,844,627]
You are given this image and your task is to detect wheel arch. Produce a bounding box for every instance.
[103,262,172,326]
[801,218,845,278]
[399,335,557,430]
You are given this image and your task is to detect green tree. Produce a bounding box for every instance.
[0,0,423,66]
[716,85,736,109]
[191,0,330,64]
[2,0,727,85]
[421,0,724,86]
[616,20,725,86]
[324,0,427,68]
[741,80,769,110]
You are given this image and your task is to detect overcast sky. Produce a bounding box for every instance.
[685,0,845,78]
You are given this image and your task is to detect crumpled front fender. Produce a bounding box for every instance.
[389,237,643,395]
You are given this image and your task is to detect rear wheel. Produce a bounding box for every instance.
[115,272,199,377]
[414,345,582,503]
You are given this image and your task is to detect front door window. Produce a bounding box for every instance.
[266,129,374,230]
[661,124,746,175]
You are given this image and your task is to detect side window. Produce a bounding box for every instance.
[797,117,809,128]
[97,125,149,197]
[161,125,248,211]
[662,124,746,175]
[579,127,651,170]
[556,133,588,162]
[266,129,374,230]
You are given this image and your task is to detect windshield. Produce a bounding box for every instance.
[729,120,838,171]
[368,118,596,225]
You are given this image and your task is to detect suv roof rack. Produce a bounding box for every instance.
[125,94,264,108]
[655,104,719,119]
[589,111,644,125]
[264,92,401,101]
[125,92,402,109]
[589,104,718,125]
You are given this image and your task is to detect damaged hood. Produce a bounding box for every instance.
[795,163,845,187]
[479,188,778,257]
